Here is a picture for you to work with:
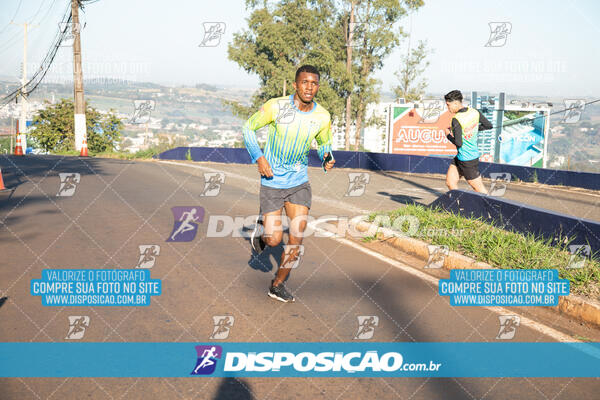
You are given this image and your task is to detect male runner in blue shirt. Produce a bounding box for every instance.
[243,65,335,302]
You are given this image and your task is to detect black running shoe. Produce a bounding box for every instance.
[250,217,266,254]
[268,280,295,303]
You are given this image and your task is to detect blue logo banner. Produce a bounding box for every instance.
[1,342,599,377]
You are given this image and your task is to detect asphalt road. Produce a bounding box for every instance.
[0,155,599,399]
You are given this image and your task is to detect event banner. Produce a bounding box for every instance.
[496,107,549,168]
[387,97,550,167]
[1,342,599,378]
[387,102,456,157]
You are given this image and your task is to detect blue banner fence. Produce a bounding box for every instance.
[157,147,600,191]
[157,147,600,254]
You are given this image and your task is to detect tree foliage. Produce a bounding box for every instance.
[349,0,423,149]
[227,0,345,120]
[30,99,123,153]
[227,0,425,148]
[392,39,431,102]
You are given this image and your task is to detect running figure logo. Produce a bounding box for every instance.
[130,100,155,124]
[276,99,296,124]
[191,345,222,375]
[199,22,226,47]
[209,316,235,339]
[57,173,81,197]
[200,172,225,197]
[280,245,304,269]
[136,245,160,268]
[567,245,591,269]
[58,22,80,47]
[485,22,512,47]
[489,173,511,197]
[65,316,90,340]
[354,316,379,339]
[345,173,370,197]
[167,207,205,242]
[496,315,520,340]
[562,99,585,124]
[425,245,449,269]
[419,100,444,124]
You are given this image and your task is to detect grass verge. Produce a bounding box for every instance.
[367,204,600,299]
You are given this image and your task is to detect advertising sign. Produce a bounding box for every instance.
[387,102,456,157]
[388,96,550,167]
[498,106,549,168]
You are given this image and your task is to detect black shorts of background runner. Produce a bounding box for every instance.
[451,157,480,180]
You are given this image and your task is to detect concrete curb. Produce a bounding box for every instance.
[351,217,600,329]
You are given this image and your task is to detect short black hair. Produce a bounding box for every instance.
[295,65,320,82]
[444,90,463,102]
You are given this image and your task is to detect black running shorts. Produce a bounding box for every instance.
[451,157,480,180]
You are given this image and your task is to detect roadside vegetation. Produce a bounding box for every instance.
[367,204,600,298]
[26,100,185,160]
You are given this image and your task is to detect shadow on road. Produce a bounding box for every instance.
[374,170,447,197]
[213,377,253,400]
[247,242,284,274]
[376,191,422,206]
[239,221,287,274]
[0,155,123,190]
[0,155,120,215]
[294,273,473,399]
[354,276,476,399]
[0,208,60,242]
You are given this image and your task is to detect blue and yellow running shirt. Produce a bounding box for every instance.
[243,94,333,189]
[448,107,493,161]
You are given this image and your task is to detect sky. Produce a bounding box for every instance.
[0,0,599,98]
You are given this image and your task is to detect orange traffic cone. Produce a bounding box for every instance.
[14,136,24,156]
[0,167,6,191]
[80,138,89,157]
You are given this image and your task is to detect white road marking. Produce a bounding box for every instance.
[161,159,583,344]
[305,219,581,344]
[157,160,371,214]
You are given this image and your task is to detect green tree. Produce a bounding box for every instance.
[87,110,123,153]
[30,99,123,153]
[392,39,431,102]
[226,0,346,120]
[228,0,423,151]
[348,0,423,150]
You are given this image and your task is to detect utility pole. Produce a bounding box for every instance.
[493,92,505,163]
[11,22,36,152]
[72,0,86,151]
[344,1,356,151]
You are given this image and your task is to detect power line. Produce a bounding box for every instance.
[481,98,600,131]
[0,30,24,56]
[1,1,72,105]
[0,0,24,35]
[35,0,59,26]
[0,0,58,58]
[27,0,50,24]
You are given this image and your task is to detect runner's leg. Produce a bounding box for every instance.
[272,202,308,286]
[262,208,284,247]
[446,164,460,190]
[466,176,487,194]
